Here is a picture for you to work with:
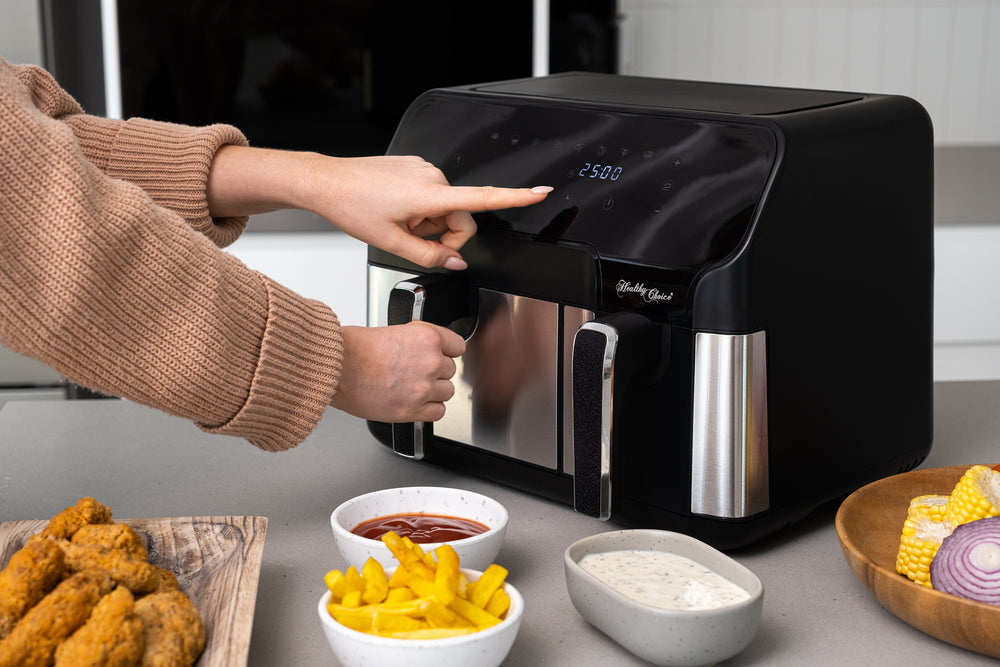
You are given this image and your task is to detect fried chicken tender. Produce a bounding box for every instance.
[71,524,149,561]
[0,568,113,667]
[41,498,113,540]
[134,591,206,667]
[54,586,145,667]
[0,535,66,639]
[58,541,174,595]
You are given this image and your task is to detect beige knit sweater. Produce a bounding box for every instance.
[0,58,343,452]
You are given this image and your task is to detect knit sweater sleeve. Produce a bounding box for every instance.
[10,62,249,247]
[0,59,342,451]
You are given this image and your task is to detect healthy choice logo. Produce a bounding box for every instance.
[615,280,674,304]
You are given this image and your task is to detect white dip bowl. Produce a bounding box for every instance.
[331,486,508,571]
[318,567,523,667]
[564,529,763,666]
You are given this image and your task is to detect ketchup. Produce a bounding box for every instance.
[352,513,489,543]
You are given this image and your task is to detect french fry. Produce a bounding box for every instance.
[420,599,470,628]
[340,589,363,608]
[433,545,460,605]
[485,587,511,618]
[324,569,346,598]
[382,531,413,561]
[328,608,372,633]
[380,627,478,639]
[387,566,410,589]
[361,557,388,604]
[373,610,423,633]
[344,566,365,596]
[384,531,436,579]
[328,598,426,617]
[447,596,502,629]
[469,563,508,608]
[385,587,416,603]
[404,573,437,599]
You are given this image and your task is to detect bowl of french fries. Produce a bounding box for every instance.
[330,486,508,571]
[318,530,523,667]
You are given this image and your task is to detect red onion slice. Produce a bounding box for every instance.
[930,516,1000,605]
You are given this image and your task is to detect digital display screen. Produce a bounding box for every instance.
[576,162,623,181]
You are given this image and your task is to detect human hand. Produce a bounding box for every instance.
[329,322,465,423]
[302,155,552,269]
[208,147,550,267]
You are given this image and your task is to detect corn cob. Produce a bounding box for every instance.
[896,495,953,588]
[944,465,1000,526]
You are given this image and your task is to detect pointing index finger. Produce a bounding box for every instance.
[443,185,553,213]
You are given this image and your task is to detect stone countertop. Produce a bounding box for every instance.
[1,381,998,665]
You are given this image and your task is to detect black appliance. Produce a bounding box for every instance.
[366,72,934,549]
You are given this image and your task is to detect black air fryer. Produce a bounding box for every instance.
[365,72,933,549]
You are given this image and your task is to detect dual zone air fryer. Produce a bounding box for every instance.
[365,73,933,548]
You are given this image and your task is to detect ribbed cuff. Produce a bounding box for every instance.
[98,117,250,246]
[198,273,343,452]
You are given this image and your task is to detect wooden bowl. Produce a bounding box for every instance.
[835,465,1000,658]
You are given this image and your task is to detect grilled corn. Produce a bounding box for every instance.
[944,465,1000,526]
[895,495,953,587]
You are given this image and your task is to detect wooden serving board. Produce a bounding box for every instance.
[0,515,267,667]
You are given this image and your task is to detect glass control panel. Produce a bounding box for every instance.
[388,94,778,272]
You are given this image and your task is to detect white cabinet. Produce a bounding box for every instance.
[933,226,1000,381]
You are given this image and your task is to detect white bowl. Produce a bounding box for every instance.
[317,568,523,667]
[564,529,763,667]
[330,487,508,571]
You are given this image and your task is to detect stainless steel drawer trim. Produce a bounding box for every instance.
[691,331,769,518]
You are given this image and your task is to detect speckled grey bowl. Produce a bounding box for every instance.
[564,529,763,666]
[331,487,508,571]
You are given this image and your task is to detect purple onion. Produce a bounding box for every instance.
[930,516,1000,605]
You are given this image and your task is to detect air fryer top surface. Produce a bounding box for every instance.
[388,82,779,275]
[472,72,864,115]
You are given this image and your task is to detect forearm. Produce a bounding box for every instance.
[206,144,319,217]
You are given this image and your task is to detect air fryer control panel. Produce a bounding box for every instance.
[388,94,778,278]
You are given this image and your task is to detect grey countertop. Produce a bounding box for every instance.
[1,381,998,665]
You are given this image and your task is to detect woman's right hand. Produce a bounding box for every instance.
[329,322,465,423]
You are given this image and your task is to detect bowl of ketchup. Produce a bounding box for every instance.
[331,487,509,571]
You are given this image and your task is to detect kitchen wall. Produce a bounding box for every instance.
[1,0,998,386]
[618,0,999,145]
[0,0,43,65]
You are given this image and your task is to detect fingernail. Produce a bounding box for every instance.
[444,256,468,271]
[531,185,554,195]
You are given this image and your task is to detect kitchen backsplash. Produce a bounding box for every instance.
[619,0,999,145]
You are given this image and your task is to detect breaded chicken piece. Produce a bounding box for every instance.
[0,535,65,639]
[134,591,205,667]
[58,541,169,595]
[0,568,113,667]
[71,524,149,561]
[150,567,179,594]
[41,498,113,540]
[54,586,145,667]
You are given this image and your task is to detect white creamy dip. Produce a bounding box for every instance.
[578,549,751,611]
